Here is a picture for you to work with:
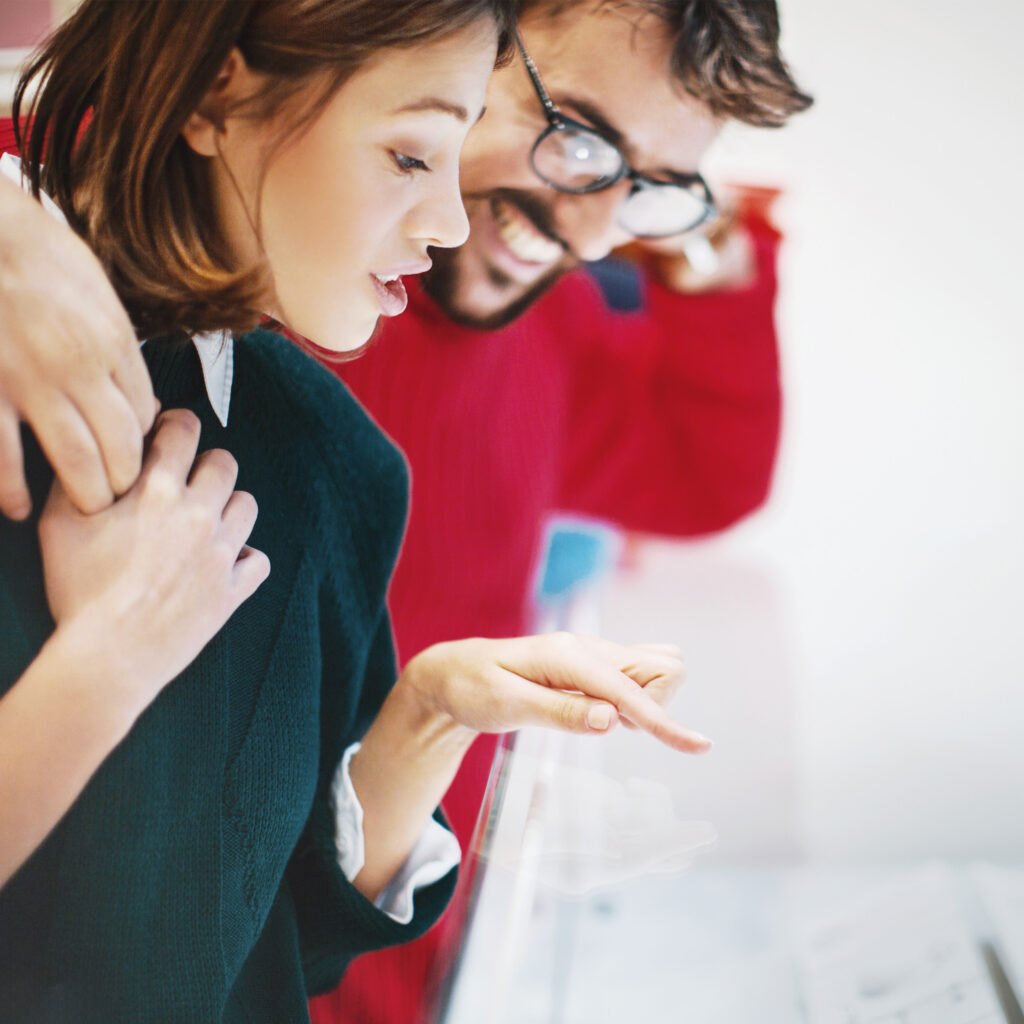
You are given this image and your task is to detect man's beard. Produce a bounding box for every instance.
[420,190,577,331]
[421,247,567,331]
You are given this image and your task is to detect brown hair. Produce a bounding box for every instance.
[14,0,516,340]
[524,0,812,127]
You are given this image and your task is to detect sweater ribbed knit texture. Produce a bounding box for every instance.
[0,330,456,1023]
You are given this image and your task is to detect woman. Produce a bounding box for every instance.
[0,2,709,1021]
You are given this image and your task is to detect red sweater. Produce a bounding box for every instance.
[2,117,780,1023]
[339,249,780,663]
[314,233,782,1024]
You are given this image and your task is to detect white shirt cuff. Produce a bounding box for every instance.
[331,741,461,925]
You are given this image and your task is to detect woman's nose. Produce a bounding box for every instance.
[413,168,471,250]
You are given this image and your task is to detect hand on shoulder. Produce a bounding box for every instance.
[0,172,156,521]
[39,409,269,719]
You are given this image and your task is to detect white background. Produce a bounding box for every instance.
[598,0,1024,865]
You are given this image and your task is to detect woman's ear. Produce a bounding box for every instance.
[181,48,256,157]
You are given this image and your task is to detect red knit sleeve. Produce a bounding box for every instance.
[554,218,783,537]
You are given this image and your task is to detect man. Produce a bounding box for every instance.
[314,6,808,1020]
[0,1,809,1020]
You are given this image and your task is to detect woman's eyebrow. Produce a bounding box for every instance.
[392,97,469,122]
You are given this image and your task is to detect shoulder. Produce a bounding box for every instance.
[228,329,409,545]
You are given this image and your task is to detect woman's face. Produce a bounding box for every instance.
[198,19,497,351]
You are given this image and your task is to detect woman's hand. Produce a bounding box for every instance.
[0,173,155,521]
[39,408,269,715]
[0,408,267,887]
[349,634,707,900]
[399,633,711,754]
[349,633,706,898]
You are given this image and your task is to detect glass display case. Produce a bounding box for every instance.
[431,728,1024,1024]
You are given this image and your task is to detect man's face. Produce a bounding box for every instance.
[421,4,721,328]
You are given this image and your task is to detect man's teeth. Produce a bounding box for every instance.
[493,201,563,263]
[374,273,400,284]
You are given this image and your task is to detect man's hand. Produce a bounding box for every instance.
[637,215,757,294]
[620,184,782,295]
[0,174,156,521]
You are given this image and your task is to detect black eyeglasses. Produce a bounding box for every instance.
[516,32,716,239]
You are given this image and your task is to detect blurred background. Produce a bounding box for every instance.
[604,0,1024,866]
[0,0,73,107]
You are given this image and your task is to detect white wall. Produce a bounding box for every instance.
[600,0,1024,864]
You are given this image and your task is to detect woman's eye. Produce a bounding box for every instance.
[391,151,430,174]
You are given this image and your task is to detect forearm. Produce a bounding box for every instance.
[559,226,782,534]
[0,616,143,888]
[347,668,475,902]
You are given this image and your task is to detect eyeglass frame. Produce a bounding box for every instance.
[514,30,717,238]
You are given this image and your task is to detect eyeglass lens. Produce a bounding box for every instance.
[619,181,712,237]
[532,127,711,237]
[532,127,622,190]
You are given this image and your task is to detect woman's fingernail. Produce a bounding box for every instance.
[586,704,613,731]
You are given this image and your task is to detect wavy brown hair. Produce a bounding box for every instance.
[524,0,812,127]
[13,0,516,340]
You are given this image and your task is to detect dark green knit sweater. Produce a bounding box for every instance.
[0,329,456,1023]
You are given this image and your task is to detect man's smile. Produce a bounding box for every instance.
[490,197,564,267]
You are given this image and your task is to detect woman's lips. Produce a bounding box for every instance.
[370,273,410,317]
[369,260,432,317]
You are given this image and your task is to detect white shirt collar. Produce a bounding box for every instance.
[188,331,234,428]
[1,152,235,427]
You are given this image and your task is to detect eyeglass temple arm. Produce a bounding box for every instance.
[514,30,562,121]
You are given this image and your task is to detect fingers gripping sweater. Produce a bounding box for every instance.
[0,330,456,1023]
